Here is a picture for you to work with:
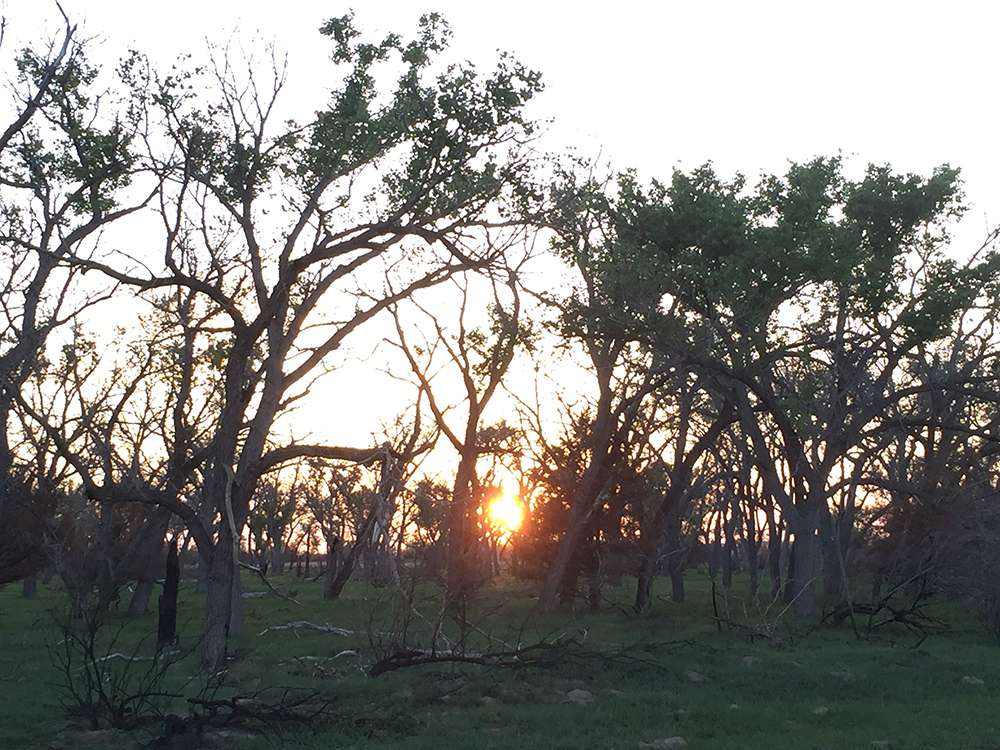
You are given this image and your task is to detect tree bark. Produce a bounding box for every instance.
[202,546,233,670]
[534,455,609,615]
[323,536,342,599]
[128,508,173,617]
[129,580,156,618]
[786,522,821,618]
[157,539,179,651]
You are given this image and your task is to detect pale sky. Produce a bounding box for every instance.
[6,0,998,253]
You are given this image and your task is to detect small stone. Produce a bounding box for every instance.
[742,656,758,666]
[831,670,855,682]
[564,688,594,704]
[686,670,710,683]
[729,703,741,709]
[639,738,687,749]
[812,705,830,716]
[962,676,985,687]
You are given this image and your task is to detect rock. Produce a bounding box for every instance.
[831,670,855,682]
[563,689,594,704]
[639,737,687,749]
[742,656,758,666]
[812,705,830,716]
[686,670,710,684]
[962,676,985,687]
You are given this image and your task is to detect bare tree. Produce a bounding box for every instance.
[390,267,532,609]
[0,11,154,545]
[59,15,542,666]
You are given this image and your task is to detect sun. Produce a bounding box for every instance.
[489,492,523,533]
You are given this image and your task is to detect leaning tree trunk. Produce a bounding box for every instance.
[323,535,343,600]
[535,455,610,615]
[446,453,479,608]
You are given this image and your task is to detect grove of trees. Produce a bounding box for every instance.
[4,9,1000,670]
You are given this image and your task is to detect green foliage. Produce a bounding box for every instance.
[15,45,136,215]
[295,12,543,225]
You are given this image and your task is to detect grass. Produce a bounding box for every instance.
[1,570,999,749]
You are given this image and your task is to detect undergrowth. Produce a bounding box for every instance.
[1,571,998,749]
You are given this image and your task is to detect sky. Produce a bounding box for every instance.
[4,0,999,466]
[5,0,998,253]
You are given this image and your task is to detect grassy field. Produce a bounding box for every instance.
[1,571,998,750]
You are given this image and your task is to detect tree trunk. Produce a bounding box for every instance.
[635,562,656,613]
[230,568,244,635]
[326,508,379,599]
[21,574,36,599]
[157,539,179,651]
[745,532,759,599]
[787,526,821,618]
[767,515,783,600]
[128,509,173,617]
[446,453,479,608]
[587,566,601,611]
[323,536,342,600]
[202,554,232,669]
[269,534,285,576]
[534,455,610,615]
[722,513,735,590]
[129,580,156,618]
[0,396,13,543]
[202,522,238,670]
[667,506,686,603]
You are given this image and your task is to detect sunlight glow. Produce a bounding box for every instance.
[489,493,523,533]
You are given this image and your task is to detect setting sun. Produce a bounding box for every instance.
[489,493,523,533]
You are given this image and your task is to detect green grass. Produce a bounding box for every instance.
[2,571,999,749]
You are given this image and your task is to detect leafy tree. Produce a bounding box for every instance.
[599,157,1000,617]
[531,171,669,615]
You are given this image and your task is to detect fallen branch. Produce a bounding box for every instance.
[259,621,355,637]
[712,616,787,647]
[240,563,301,604]
[368,637,648,677]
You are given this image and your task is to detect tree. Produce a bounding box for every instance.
[0,12,152,548]
[390,268,533,608]
[532,172,669,615]
[601,158,1000,617]
[62,13,542,666]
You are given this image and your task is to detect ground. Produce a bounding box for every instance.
[1,571,998,749]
